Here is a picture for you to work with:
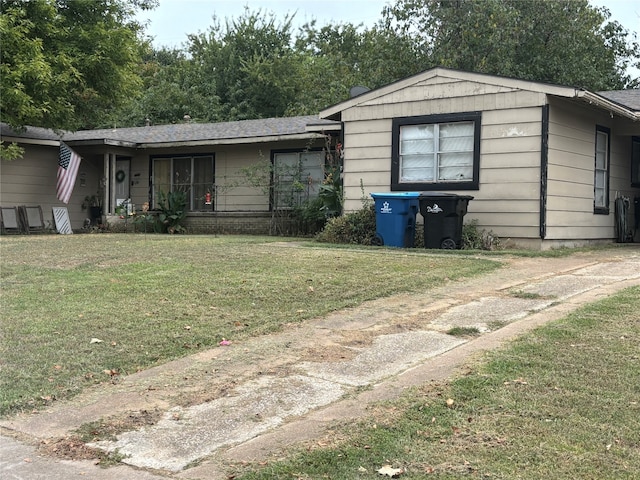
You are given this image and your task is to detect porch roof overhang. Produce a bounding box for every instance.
[135,132,326,149]
[63,133,328,149]
[1,124,61,146]
[1,136,60,147]
[65,138,138,148]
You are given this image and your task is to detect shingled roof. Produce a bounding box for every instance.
[0,124,60,143]
[63,115,338,147]
[1,115,340,147]
[597,90,640,112]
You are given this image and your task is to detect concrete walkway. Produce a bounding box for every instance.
[2,246,639,479]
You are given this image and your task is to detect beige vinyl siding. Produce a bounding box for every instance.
[0,144,106,230]
[546,98,617,240]
[341,79,545,242]
[0,145,60,207]
[128,151,151,209]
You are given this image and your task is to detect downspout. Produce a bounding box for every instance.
[540,104,549,240]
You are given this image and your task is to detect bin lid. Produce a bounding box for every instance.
[419,192,474,200]
[371,192,420,198]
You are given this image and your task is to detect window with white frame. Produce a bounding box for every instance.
[152,155,214,211]
[392,112,481,191]
[272,150,324,209]
[594,126,610,213]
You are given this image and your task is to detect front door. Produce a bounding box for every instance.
[115,158,130,211]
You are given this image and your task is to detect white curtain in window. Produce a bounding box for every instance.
[400,125,435,181]
[400,122,474,183]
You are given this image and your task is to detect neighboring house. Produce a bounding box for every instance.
[1,116,340,233]
[319,67,640,249]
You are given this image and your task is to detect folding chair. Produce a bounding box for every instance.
[0,206,23,234]
[19,206,46,233]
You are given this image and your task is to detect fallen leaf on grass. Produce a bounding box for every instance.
[378,465,404,477]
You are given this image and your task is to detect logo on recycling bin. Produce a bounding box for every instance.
[380,201,392,214]
[426,203,443,214]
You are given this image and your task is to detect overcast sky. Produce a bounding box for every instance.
[137,0,639,78]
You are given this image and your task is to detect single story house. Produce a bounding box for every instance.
[320,67,640,249]
[2,67,639,248]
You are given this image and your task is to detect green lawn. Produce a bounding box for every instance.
[234,285,640,479]
[0,234,499,416]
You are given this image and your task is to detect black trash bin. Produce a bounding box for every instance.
[419,192,473,249]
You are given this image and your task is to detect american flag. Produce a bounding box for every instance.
[57,142,81,204]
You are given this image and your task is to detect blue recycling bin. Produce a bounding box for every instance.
[370,192,420,247]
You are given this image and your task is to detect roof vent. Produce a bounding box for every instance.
[349,86,370,98]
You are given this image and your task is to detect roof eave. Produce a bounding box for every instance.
[1,136,60,147]
[574,91,639,121]
[137,132,325,149]
[65,139,138,148]
[305,122,341,133]
[319,67,583,119]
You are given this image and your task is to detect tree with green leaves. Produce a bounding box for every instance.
[382,0,639,90]
[106,46,220,127]
[60,0,638,134]
[187,8,300,121]
[1,0,155,131]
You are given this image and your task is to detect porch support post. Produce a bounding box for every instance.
[109,153,117,214]
[102,153,109,214]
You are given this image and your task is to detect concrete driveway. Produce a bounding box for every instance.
[2,246,639,479]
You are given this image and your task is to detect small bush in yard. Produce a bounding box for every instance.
[462,219,501,250]
[316,204,377,245]
[155,190,187,234]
